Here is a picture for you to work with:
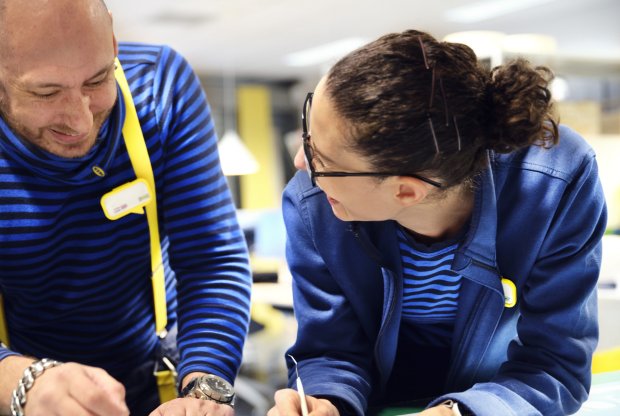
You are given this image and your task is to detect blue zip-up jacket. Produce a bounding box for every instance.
[282,125,607,416]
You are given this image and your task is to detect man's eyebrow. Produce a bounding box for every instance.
[30,62,114,89]
[86,63,115,81]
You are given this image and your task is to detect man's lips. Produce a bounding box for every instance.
[49,128,87,144]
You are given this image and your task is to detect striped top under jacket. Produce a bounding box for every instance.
[397,227,462,325]
[0,43,252,384]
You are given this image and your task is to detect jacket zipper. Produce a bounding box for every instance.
[446,258,503,389]
[350,223,398,390]
[349,223,389,267]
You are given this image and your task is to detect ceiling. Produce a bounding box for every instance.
[106,0,620,81]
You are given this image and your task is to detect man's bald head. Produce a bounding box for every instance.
[0,0,113,66]
[0,0,109,22]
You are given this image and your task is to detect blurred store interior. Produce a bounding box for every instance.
[105,0,620,413]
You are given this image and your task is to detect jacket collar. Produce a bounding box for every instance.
[450,153,504,293]
[456,153,498,266]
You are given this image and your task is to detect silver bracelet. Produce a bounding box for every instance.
[10,358,63,416]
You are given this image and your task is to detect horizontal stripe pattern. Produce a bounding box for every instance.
[397,228,462,324]
[0,43,251,384]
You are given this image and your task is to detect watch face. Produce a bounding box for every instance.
[202,376,233,393]
[198,375,234,402]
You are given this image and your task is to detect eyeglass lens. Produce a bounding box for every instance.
[302,93,315,184]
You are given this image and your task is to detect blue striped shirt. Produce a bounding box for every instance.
[397,228,462,324]
[0,43,252,384]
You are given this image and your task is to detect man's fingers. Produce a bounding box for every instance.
[149,397,234,416]
[66,364,129,416]
[83,365,127,399]
[51,395,98,416]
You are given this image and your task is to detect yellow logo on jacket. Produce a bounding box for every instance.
[501,278,517,308]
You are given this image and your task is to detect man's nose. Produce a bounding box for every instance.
[61,91,94,134]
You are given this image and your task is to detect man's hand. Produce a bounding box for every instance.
[149,397,234,416]
[148,372,234,415]
[268,388,340,416]
[23,362,129,415]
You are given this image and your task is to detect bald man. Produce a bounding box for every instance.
[0,1,251,415]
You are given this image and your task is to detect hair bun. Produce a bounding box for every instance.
[484,58,558,153]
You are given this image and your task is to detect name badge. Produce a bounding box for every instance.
[501,277,517,308]
[101,178,152,220]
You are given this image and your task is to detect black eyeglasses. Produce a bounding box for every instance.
[301,92,443,188]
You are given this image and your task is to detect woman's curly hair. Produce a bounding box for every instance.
[325,29,558,188]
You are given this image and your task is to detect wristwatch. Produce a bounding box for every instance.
[181,374,235,406]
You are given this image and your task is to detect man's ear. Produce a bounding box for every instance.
[108,8,118,57]
[0,81,7,107]
[393,176,430,207]
[112,34,118,57]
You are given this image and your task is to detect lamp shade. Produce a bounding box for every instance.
[218,129,260,176]
[502,33,557,55]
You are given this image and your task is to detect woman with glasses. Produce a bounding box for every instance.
[269,30,606,416]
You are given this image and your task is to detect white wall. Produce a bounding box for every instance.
[599,235,620,351]
[587,135,620,231]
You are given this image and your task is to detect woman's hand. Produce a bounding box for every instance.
[416,404,456,415]
[268,388,340,416]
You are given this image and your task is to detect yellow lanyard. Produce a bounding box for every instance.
[114,58,168,336]
[0,295,7,346]
[0,59,168,347]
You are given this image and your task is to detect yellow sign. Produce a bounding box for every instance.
[101,178,152,220]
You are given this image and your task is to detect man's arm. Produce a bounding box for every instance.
[145,45,252,384]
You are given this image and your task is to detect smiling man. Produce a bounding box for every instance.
[0,0,117,158]
[0,1,251,415]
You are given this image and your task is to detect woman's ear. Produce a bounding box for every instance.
[393,176,431,206]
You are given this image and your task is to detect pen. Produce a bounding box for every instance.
[288,354,309,416]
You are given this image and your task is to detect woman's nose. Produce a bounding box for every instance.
[293,144,307,171]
